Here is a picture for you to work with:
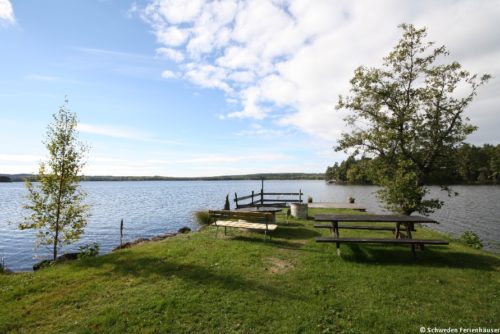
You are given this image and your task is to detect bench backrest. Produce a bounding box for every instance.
[208,210,273,224]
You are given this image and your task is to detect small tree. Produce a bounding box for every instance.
[20,98,90,260]
[336,24,490,215]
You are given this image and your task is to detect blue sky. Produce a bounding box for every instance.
[1,0,499,176]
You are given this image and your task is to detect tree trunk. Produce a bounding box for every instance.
[53,139,67,261]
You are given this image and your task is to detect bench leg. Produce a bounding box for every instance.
[405,223,413,240]
[411,244,416,257]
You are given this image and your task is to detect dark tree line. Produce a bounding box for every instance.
[0,176,12,182]
[326,143,500,185]
[2,173,325,182]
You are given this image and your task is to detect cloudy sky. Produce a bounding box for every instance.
[1,0,498,176]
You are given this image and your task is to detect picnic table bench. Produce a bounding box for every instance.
[208,210,277,241]
[234,206,283,223]
[314,214,449,256]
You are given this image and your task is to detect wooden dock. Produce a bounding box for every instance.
[308,203,366,211]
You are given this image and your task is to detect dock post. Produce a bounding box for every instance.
[120,219,124,247]
[261,178,264,205]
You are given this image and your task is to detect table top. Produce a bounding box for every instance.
[234,207,283,213]
[314,214,438,224]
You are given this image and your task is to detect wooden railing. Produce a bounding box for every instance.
[234,190,303,208]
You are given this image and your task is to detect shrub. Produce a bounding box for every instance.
[194,211,211,225]
[460,231,483,249]
[178,226,191,234]
[307,196,313,203]
[78,242,100,259]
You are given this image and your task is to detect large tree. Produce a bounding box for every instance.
[20,98,90,260]
[336,24,490,215]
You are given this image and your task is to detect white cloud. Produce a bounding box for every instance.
[184,63,232,92]
[156,47,184,62]
[76,47,153,60]
[78,123,180,145]
[139,0,500,144]
[78,123,151,141]
[175,153,290,164]
[147,0,204,24]
[155,26,189,46]
[80,151,295,177]
[227,86,266,119]
[236,123,288,137]
[161,69,177,78]
[26,74,84,85]
[0,0,15,26]
[0,154,40,163]
[26,75,62,82]
[228,71,255,83]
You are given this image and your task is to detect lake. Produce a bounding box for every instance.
[1,180,499,271]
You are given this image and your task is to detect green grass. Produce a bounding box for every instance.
[1,208,499,333]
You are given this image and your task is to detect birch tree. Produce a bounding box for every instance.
[20,98,90,260]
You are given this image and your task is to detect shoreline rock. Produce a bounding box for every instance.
[112,227,191,251]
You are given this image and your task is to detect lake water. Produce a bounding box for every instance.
[1,181,499,271]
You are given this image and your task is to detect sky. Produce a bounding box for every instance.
[0,0,499,177]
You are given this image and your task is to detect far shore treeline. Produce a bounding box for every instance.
[326,143,500,185]
[0,173,325,183]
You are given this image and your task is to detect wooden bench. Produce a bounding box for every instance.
[314,224,397,232]
[208,210,277,241]
[315,237,449,256]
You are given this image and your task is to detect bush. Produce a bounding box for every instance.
[0,257,5,273]
[307,196,313,203]
[194,211,211,225]
[178,226,191,234]
[460,231,483,249]
[78,242,100,259]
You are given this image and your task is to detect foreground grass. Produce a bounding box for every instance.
[1,208,499,333]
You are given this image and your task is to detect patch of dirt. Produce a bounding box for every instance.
[264,257,294,274]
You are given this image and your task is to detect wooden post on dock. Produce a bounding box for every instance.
[261,178,264,205]
[120,219,124,246]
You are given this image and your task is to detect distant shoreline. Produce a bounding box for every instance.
[0,173,326,182]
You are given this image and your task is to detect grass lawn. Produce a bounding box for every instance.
[1,208,499,333]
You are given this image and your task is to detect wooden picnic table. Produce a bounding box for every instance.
[314,214,447,256]
[209,210,277,241]
[308,203,366,211]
